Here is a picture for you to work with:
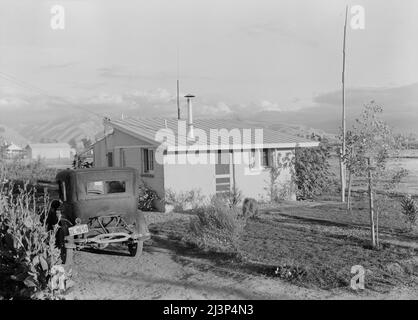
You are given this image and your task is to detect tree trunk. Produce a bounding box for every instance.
[376,207,380,249]
[347,169,352,211]
[339,147,346,203]
[367,158,376,248]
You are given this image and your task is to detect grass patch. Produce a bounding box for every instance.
[149,199,418,292]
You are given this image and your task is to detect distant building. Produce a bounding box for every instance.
[5,142,24,158]
[26,143,75,160]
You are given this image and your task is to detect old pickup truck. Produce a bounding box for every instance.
[48,167,150,265]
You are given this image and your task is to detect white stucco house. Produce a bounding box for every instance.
[91,100,319,211]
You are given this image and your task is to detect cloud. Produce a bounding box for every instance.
[0,97,29,109]
[313,83,418,113]
[39,62,78,70]
[249,82,418,134]
[97,66,213,81]
[259,100,281,111]
[243,21,319,48]
[82,89,236,118]
[86,93,124,105]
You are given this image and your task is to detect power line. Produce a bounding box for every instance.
[0,70,107,118]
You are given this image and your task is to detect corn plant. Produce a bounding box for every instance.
[0,182,68,299]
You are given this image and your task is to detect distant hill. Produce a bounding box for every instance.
[16,115,103,145]
[234,118,337,142]
[247,83,418,135]
[0,124,29,147]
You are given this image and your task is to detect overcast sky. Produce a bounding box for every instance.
[0,0,417,119]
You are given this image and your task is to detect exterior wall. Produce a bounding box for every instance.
[92,129,165,211]
[93,140,107,167]
[163,148,296,209]
[163,151,216,203]
[29,146,73,160]
[233,149,296,201]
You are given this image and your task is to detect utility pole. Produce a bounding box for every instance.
[177,79,180,120]
[177,49,181,120]
[340,5,348,202]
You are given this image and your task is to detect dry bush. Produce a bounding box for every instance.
[187,201,247,255]
[165,188,205,212]
[210,188,243,209]
[0,183,65,299]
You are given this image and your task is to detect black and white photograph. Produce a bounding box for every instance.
[0,0,417,305]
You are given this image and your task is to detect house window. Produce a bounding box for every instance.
[262,148,270,167]
[107,152,113,167]
[120,149,126,167]
[142,148,154,174]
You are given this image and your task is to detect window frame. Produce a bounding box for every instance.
[107,151,113,167]
[85,180,127,196]
[261,148,271,168]
[142,148,155,174]
[61,181,67,202]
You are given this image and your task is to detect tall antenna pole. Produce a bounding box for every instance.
[340,5,348,202]
[177,49,180,120]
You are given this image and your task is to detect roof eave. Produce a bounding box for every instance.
[165,141,320,152]
[110,122,158,146]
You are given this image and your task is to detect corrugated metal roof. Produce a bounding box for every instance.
[108,117,319,150]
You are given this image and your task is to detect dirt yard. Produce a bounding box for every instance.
[65,208,418,300]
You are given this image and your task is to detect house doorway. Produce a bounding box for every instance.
[215,150,231,193]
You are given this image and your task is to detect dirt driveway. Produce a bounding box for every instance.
[65,213,418,300]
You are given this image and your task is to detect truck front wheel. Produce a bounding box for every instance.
[128,241,143,258]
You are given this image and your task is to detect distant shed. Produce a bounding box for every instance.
[26,143,74,160]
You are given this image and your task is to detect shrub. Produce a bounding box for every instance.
[294,138,333,200]
[0,159,57,183]
[188,201,247,255]
[210,188,243,209]
[138,185,160,211]
[165,189,205,212]
[400,195,418,231]
[72,154,93,169]
[0,183,67,299]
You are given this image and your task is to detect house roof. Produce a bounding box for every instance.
[106,117,319,151]
[6,143,23,151]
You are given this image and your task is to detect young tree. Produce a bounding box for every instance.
[81,138,92,150]
[343,102,407,248]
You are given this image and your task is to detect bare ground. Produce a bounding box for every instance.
[65,211,418,300]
